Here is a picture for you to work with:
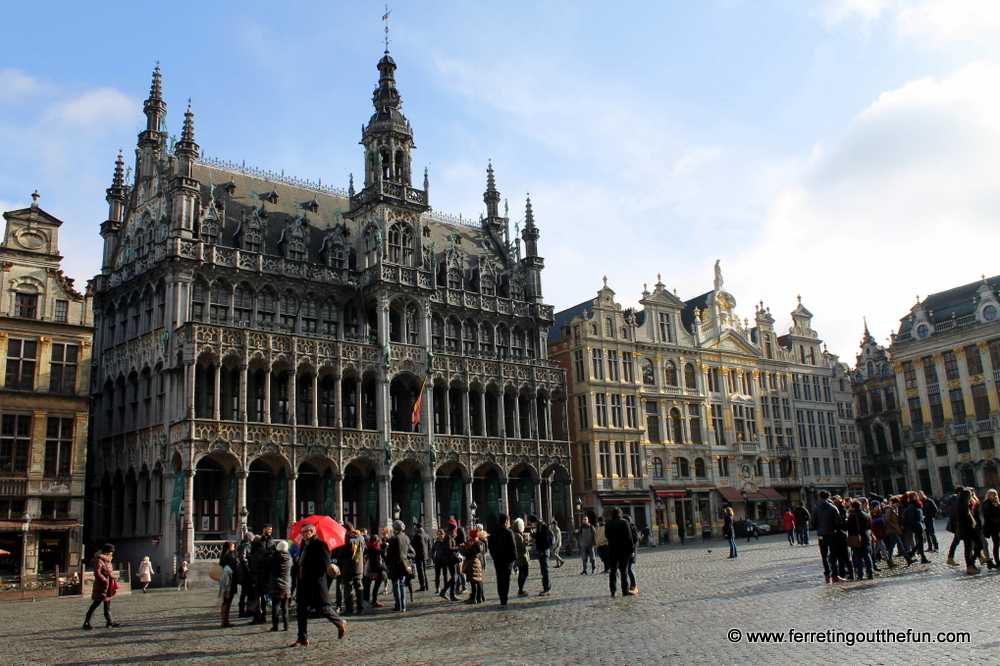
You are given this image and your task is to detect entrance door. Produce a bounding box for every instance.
[674,500,694,537]
[37,531,67,572]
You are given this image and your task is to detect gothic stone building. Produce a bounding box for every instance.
[855,275,1000,498]
[0,195,93,579]
[548,264,860,540]
[89,53,569,569]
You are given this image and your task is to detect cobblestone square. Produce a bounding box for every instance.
[5,535,996,666]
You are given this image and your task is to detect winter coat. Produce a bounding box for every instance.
[488,526,516,567]
[430,537,447,566]
[268,550,292,597]
[296,536,333,608]
[385,532,412,580]
[90,556,117,602]
[783,512,796,531]
[903,502,925,534]
[883,505,903,535]
[983,500,1000,538]
[338,531,365,578]
[461,540,484,582]
[576,524,596,548]
[513,530,529,568]
[606,515,636,559]
[236,539,252,585]
[810,499,842,537]
[846,510,871,541]
[723,515,735,539]
[137,560,153,583]
[365,542,386,579]
[411,528,431,561]
[249,540,270,589]
[793,505,811,526]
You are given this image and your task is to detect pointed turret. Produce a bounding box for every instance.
[484,161,501,218]
[141,65,166,138]
[520,194,544,303]
[174,102,199,178]
[100,153,126,274]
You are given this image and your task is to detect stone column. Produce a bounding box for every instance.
[499,476,510,516]
[287,473,298,527]
[239,363,248,422]
[443,385,451,434]
[423,474,437,531]
[184,361,196,420]
[182,468,195,562]
[378,474,391,529]
[311,372,319,427]
[289,371,298,426]
[334,474,344,523]
[237,470,248,534]
[212,364,221,421]
[465,478,474,529]
[263,365,272,424]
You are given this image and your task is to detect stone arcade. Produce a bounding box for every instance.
[88,53,570,570]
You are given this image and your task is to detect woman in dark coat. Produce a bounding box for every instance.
[385,520,412,612]
[268,540,293,631]
[981,489,1000,569]
[954,488,984,574]
[364,535,386,607]
[219,540,239,627]
[82,544,119,630]
[846,501,874,579]
[461,529,485,604]
[723,507,737,559]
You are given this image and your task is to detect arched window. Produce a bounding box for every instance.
[684,363,697,389]
[363,225,379,268]
[605,318,614,337]
[463,320,478,354]
[641,358,655,386]
[448,267,463,290]
[652,457,663,479]
[209,281,230,323]
[191,280,208,322]
[670,407,683,443]
[233,284,254,325]
[446,317,461,352]
[694,457,706,477]
[201,218,219,245]
[664,360,678,386]
[387,222,413,266]
[675,457,690,477]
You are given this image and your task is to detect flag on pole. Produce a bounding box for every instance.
[412,374,427,427]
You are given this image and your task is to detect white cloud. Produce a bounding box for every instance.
[48,88,134,129]
[826,0,1000,46]
[0,69,52,103]
[728,60,1000,358]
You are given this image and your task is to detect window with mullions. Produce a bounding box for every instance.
[576,395,589,430]
[0,414,31,475]
[622,354,635,383]
[598,441,612,477]
[54,300,68,323]
[943,350,960,382]
[44,417,73,477]
[49,343,79,394]
[5,339,37,390]
[902,361,917,389]
[14,292,38,319]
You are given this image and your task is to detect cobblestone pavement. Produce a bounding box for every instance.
[6,534,998,666]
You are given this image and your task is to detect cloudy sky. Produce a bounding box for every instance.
[2,0,999,361]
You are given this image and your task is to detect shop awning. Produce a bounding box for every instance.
[848,483,866,490]
[32,519,83,527]
[654,489,689,498]
[745,488,785,501]
[717,487,745,501]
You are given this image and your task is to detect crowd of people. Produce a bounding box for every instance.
[802,486,1000,582]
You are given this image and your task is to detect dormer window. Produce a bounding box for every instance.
[14,292,38,319]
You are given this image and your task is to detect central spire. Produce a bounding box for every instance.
[372,52,402,112]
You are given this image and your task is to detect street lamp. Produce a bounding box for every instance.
[20,512,30,593]
[575,497,583,529]
[469,500,477,529]
[393,503,401,521]
[238,506,249,535]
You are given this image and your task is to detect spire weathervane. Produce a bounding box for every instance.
[383,5,391,53]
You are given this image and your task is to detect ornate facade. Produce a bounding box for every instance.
[89,54,569,569]
[0,194,93,579]
[855,276,1000,498]
[548,264,860,540]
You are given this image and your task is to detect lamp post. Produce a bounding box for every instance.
[393,503,401,521]
[238,506,249,536]
[469,500,477,530]
[20,512,30,593]
[574,497,583,530]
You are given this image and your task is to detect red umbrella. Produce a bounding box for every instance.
[0,549,9,556]
[288,515,347,550]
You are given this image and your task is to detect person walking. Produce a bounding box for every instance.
[488,513,516,608]
[981,489,1000,569]
[430,528,447,594]
[903,491,931,564]
[549,520,565,568]
[783,510,796,546]
[920,491,940,552]
[461,529,486,604]
[846,501,874,580]
[595,516,609,573]
[884,497,913,566]
[954,488,984,575]
[177,560,189,591]
[268,540,292,632]
[136,556,153,592]
[575,516,596,574]
[82,544,119,630]
[385,520,411,612]
[289,521,347,646]
[529,515,552,596]
[236,531,253,618]
[338,522,365,616]
[605,507,636,597]
[793,504,811,545]
[809,490,843,582]
[364,535,386,608]
[411,523,432,591]
[512,518,531,598]
[217,541,238,628]
[723,507,737,559]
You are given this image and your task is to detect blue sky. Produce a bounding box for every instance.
[3,0,1000,360]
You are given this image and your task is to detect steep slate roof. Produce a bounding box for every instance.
[549,299,592,341]
[681,291,711,334]
[897,274,1000,336]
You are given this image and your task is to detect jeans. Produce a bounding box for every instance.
[414,558,428,590]
[797,525,809,545]
[851,545,874,578]
[728,536,738,558]
[390,576,406,611]
[581,546,596,572]
[818,536,835,577]
[886,534,907,561]
[537,552,550,592]
[295,603,342,642]
[495,562,512,605]
[609,556,630,594]
[517,564,529,593]
[787,529,795,545]
[445,563,459,597]
[924,518,939,550]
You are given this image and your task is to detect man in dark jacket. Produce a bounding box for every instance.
[920,491,939,551]
[809,491,844,583]
[411,524,432,591]
[488,513,516,607]
[605,507,636,597]
[337,522,365,616]
[236,532,253,617]
[793,505,811,545]
[529,515,552,596]
[385,520,412,612]
[290,522,346,647]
